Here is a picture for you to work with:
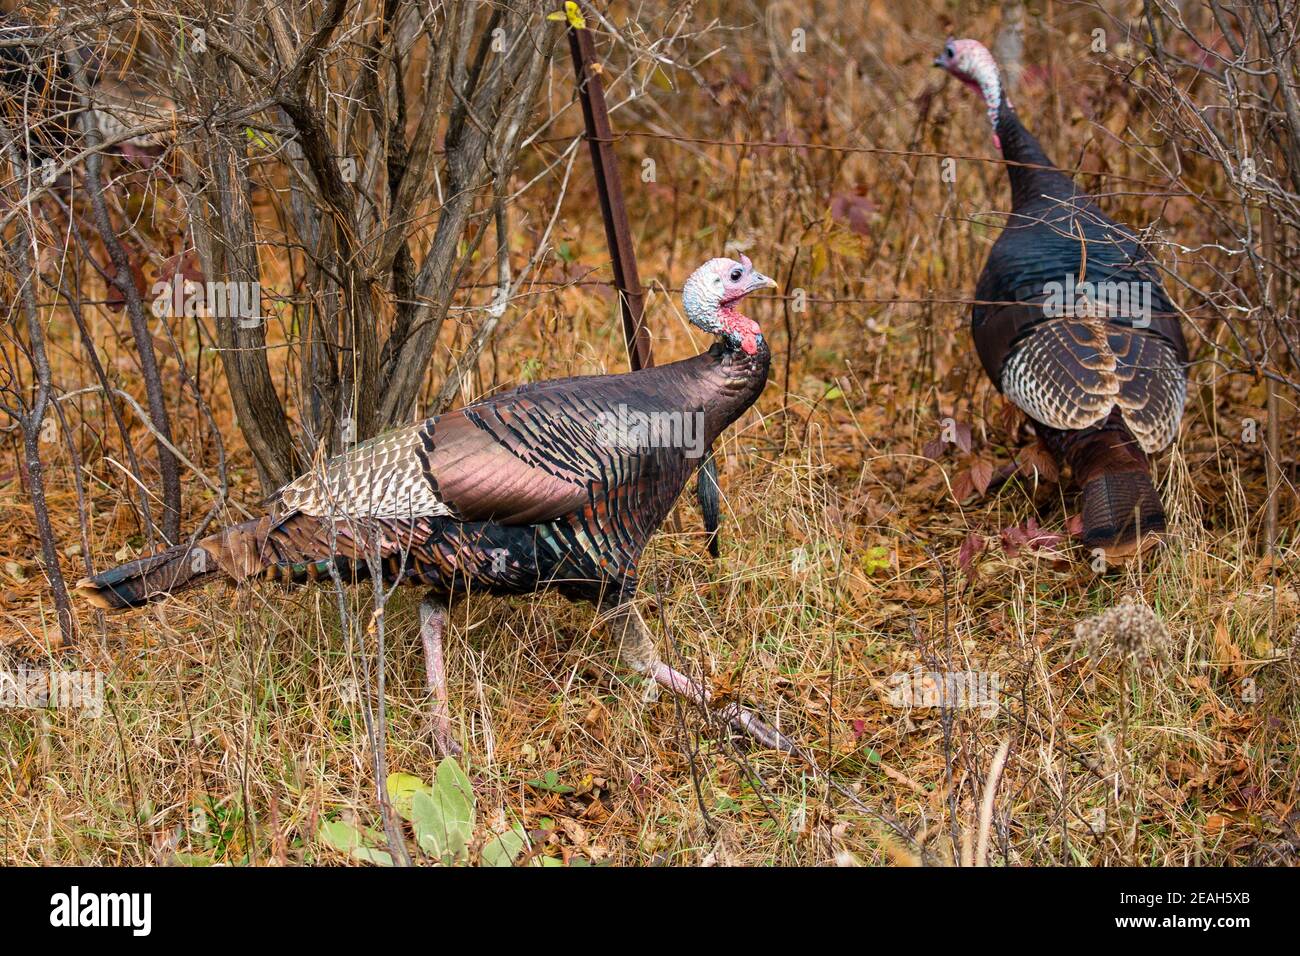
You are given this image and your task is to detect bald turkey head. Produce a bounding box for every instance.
[682,256,776,355]
[934,37,1005,148]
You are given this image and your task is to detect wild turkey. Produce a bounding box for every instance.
[935,38,1188,557]
[78,256,792,754]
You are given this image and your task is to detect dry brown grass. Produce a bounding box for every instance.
[1,1,1298,866]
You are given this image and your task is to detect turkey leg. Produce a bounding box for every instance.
[607,604,796,754]
[418,593,462,757]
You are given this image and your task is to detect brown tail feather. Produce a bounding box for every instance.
[1043,417,1166,553]
[1078,466,1165,551]
[76,515,348,610]
[75,542,223,610]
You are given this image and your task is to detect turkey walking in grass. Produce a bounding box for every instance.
[935,38,1189,559]
[77,256,794,755]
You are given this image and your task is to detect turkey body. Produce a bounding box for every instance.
[973,99,1188,554]
[78,340,770,610]
[78,254,795,753]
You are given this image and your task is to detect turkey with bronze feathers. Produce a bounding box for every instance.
[78,256,793,754]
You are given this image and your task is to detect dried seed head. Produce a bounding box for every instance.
[1073,594,1172,670]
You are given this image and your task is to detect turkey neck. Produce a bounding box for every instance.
[642,338,771,448]
[704,337,771,443]
[995,100,1080,210]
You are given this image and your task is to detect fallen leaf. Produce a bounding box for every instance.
[1212,618,1245,679]
[952,469,975,501]
[953,420,973,454]
[1000,518,1065,557]
[957,532,985,580]
[1018,442,1059,483]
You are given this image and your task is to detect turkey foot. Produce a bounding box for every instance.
[419,594,462,757]
[608,604,797,754]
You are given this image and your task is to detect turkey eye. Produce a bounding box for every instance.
[945,43,955,57]
[729,268,743,281]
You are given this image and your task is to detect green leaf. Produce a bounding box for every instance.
[810,241,829,278]
[526,769,575,794]
[861,545,891,576]
[481,827,527,867]
[650,64,674,91]
[318,819,362,853]
[411,791,442,858]
[350,845,395,866]
[412,757,475,864]
[243,127,277,150]
[386,772,430,822]
[436,757,475,826]
[318,819,393,867]
[714,794,742,814]
[172,852,213,867]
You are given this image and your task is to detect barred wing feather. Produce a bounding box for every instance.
[1000,319,1185,454]
[276,390,653,525]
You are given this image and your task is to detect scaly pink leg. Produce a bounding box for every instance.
[608,604,797,754]
[419,594,462,757]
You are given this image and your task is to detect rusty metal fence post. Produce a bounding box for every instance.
[567,14,722,554]
[567,22,652,371]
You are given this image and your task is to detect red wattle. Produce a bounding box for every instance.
[719,307,762,355]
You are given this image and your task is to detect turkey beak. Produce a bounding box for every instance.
[749,273,777,293]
